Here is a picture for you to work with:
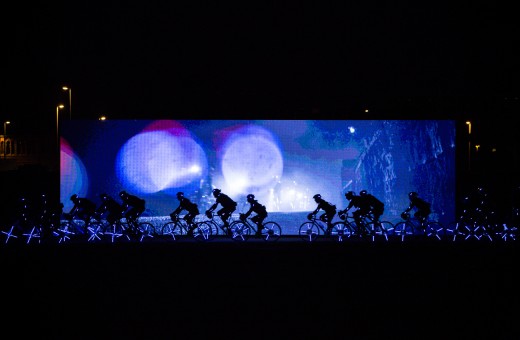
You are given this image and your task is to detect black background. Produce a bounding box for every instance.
[2,2,519,338]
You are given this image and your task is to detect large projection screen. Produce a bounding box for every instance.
[60,120,456,234]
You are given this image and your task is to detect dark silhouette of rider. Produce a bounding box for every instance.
[96,193,123,224]
[242,194,268,237]
[359,190,384,223]
[206,188,237,235]
[338,191,370,231]
[402,191,431,223]
[309,194,336,234]
[68,194,96,224]
[119,190,146,222]
[170,192,200,236]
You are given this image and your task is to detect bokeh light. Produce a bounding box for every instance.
[115,120,208,196]
[60,137,89,211]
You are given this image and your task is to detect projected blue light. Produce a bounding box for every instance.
[60,119,456,224]
[115,123,208,195]
[60,137,89,212]
[218,125,283,196]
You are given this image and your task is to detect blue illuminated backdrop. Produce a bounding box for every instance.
[60,119,456,227]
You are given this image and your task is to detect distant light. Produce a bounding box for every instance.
[364,109,369,113]
[492,148,497,153]
[5,121,10,125]
[58,104,65,109]
[348,126,355,134]
[99,116,107,121]
[62,86,69,91]
[475,145,480,151]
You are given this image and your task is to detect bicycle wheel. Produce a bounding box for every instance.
[162,221,186,240]
[331,221,353,242]
[394,221,414,242]
[424,221,444,241]
[22,225,42,245]
[55,221,75,243]
[299,222,319,242]
[86,221,105,242]
[367,221,392,242]
[104,222,127,242]
[192,221,213,242]
[261,221,282,242]
[229,221,251,242]
[137,222,156,242]
[444,221,462,241]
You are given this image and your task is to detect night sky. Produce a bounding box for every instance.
[2,3,518,116]
[1,2,518,175]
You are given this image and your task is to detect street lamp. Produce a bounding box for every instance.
[3,121,10,159]
[466,121,472,171]
[56,104,65,152]
[62,86,72,120]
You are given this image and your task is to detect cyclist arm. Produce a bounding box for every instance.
[207,202,218,212]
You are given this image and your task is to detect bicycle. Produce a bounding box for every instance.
[54,213,93,243]
[104,215,156,242]
[298,214,340,242]
[228,214,282,242]
[1,215,38,245]
[394,213,444,242]
[199,211,235,241]
[161,214,213,242]
[445,208,497,242]
[341,212,394,242]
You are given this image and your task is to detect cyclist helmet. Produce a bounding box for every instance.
[409,192,418,199]
[345,191,354,200]
[401,212,410,220]
[212,188,221,196]
[359,190,368,196]
[70,194,78,201]
[176,192,184,198]
[246,194,255,202]
[313,194,322,200]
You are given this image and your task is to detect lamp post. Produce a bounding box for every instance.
[56,105,65,153]
[62,86,72,120]
[3,121,10,159]
[466,121,472,172]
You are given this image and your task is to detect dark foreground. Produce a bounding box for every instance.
[2,239,519,339]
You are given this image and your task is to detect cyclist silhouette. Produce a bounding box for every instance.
[119,191,146,231]
[96,193,123,224]
[170,192,200,236]
[359,190,384,223]
[68,194,96,224]
[402,191,431,223]
[338,191,371,231]
[309,194,336,234]
[206,188,237,235]
[242,194,268,237]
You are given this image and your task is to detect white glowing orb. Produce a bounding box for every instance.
[221,133,283,195]
[116,131,207,194]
